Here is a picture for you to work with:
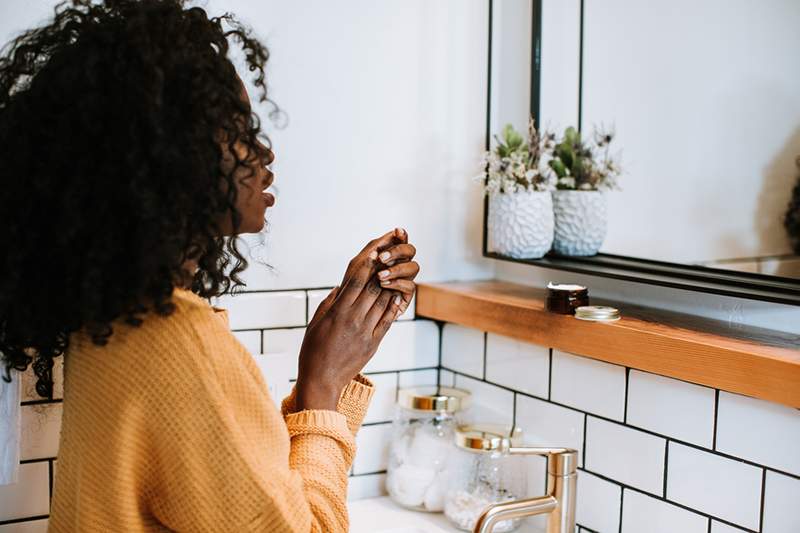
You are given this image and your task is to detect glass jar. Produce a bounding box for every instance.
[386,386,471,512]
[443,426,527,532]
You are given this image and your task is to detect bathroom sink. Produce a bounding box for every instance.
[348,496,546,533]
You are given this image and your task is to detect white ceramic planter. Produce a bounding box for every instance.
[552,190,607,256]
[487,190,554,259]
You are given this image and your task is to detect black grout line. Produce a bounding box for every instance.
[663,440,670,498]
[438,366,800,482]
[436,321,444,388]
[365,366,439,377]
[482,332,488,380]
[512,393,518,427]
[20,457,56,464]
[547,348,553,401]
[0,515,50,526]
[582,413,588,467]
[394,372,400,403]
[20,398,63,406]
[578,467,761,533]
[233,325,306,333]
[349,469,387,478]
[707,517,712,533]
[230,286,336,295]
[360,420,393,428]
[759,468,767,532]
[48,458,54,505]
[304,291,309,325]
[712,389,720,450]
[259,329,264,355]
[580,526,600,533]
[618,488,624,533]
[623,367,630,423]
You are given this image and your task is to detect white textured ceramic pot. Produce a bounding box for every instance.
[552,190,607,256]
[487,190,554,259]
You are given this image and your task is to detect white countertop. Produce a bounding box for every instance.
[348,496,546,533]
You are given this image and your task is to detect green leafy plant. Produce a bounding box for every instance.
[479,119,556,194]
[549,126,622,191]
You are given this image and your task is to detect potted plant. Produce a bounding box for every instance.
[480,119,556,259]
[548,126,622,256]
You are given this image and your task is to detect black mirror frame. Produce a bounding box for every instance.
[481,0,800,306]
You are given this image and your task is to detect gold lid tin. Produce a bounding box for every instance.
[397,386,471,413]
[574,305,621,322]
[454,425,523,452]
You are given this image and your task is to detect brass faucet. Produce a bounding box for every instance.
[473,447,578,533]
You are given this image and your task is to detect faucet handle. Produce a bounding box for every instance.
[507,446,578,477]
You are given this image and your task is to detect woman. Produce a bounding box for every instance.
[0,0,419,530]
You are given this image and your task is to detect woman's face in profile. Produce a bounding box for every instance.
[218,81,275,236]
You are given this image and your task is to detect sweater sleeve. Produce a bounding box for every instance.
[146,305,370,532]
[281,374,374,434]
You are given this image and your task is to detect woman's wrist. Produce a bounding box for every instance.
[295,379,341,412]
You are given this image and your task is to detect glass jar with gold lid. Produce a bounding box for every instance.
[443,425,526,532]
[385,386,471,512]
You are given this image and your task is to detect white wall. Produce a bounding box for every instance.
[208,0,493,289]
[583,0,800,264]
[0,0,494,291]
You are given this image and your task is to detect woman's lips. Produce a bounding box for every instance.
[262,191,275,207]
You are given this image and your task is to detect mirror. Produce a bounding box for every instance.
[553,0,800,278]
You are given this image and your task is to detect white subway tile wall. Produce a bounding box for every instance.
[550,350,626,420]
[353,424,393,475]
[232,330,261,355]
[621,489,708,533]
[7,302,799,533]
[576,470,622,533]
[214,291,306,329]
[716,391,800,476]
[453,373,514,427]
[362,372,399,425]
[0,519,49,533]
[435,326,796,533]
[20,404,62,461]
[485,333,550,397]
[362,320,438,373]
[762,471,800,533]
[441,323,484,378]
[711,522,750,533]
[585,417,666,496]
[347,473,387,501]
[667,442,763,530]
[0,462,50,521]
[627,370,715,447]
[515,395,585,466]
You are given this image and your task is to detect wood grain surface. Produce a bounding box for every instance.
[416,280,800,408]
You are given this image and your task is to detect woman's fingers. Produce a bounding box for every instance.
[364,287,396,328]
[377,278,416,296]
[372,292,403,339]
[376,261,420,284]
[377,243,416,266]
[337,230,401,305]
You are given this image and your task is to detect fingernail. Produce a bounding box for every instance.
[380,280,391,286]
[369,251,378,260]
[379,252,391,263]
[394,295,402,305]
[378,270,390,279]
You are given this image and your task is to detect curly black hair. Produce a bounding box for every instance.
[786,157,800,254]
[0,0,274,397]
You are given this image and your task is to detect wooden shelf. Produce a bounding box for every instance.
[416,280,800,408]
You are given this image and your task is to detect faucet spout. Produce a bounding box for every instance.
[472,447,578,533]
[473,495,557,533]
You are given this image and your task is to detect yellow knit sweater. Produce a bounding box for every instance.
[50,288,374,532]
